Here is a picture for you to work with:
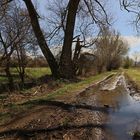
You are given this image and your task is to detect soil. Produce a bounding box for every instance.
[0,73,139,140]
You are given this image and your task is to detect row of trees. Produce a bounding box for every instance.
[21,0,111,79]
[0,2,37,88]
[0,55,48,68]
[22,0,140,78]
[0,0,111,86]
[0,0,139,89]
[94,27,128,73]
[72,27,129,75]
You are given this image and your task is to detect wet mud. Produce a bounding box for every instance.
[0,74,140,140]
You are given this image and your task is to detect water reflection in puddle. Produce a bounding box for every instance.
[76,75,140,140]
[96,86,140,140]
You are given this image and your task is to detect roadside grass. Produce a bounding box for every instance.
[124,68,140,86]
[19,71,115,107]
[0,71,115,124]
[44,71,115,100]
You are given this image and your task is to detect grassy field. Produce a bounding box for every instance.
[124,68,140,86]
[25,67,51,78]
[0,67,51,83]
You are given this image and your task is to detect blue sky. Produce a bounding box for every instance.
[109,0,135,36]
[108,0,140,56]
[36,0,140,57]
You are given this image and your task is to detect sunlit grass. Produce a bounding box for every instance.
[25,67,51,78]
[10,67,51,78]
[28,71,115,101]
[0,67,51,83]
[124,68,140,86]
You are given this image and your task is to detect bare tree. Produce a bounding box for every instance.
[3,0,110,79]
[95,27,129,73]
[123,56,133,69]
[132,51,140,67]
[22,0,111,79]
[21,0,59,78]
[46,0,111,77]
[0,0,9,20]
[0,3,32,89]
[15,46,27,86]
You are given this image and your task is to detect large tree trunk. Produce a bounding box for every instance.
[19,71,25,87]
[59,0,80,79]
[73,38,82,75]
[23,0,59,78]
[16,47,25,87]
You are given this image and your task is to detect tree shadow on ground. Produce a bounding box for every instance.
[22,100,109,113]
[0,123,106,138]
[0,74,81,94]
[0,74,54,94]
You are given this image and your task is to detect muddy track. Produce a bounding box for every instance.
[0,73,140,140]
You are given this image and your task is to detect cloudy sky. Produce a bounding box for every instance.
[109,0,140,56]
[36,0,140,56]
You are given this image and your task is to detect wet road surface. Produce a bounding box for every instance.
[76,74,140,140]
[0,74,140,140]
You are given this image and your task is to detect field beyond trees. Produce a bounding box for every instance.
[0,67,51,83]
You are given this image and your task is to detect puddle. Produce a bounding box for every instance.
[0,74,139,140]
[95,75,140,140]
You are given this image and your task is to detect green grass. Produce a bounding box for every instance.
[10,67,51,78]
[124,68,140,86]
[2,71,115,106]
[0,67,51,83]
[23,71,115,103]
[25,67,51,78]
[47,71,114,100]
[0,76,8,83]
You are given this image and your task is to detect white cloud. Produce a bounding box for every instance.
[121,36,140,48]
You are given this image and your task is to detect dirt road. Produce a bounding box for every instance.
[0,73,139,140]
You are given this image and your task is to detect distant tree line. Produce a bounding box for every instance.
[0,2,48,88]
[0,0,139,90]
[1,0,111,80]
[72,26,129,76]
[0,55,48,68]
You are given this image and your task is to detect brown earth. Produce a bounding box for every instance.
[0,74,139,140]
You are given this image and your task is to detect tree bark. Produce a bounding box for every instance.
[73,38,82,75]
[23,0,59,78]
[15,45,25,87]
[5,57,14,90]
[59,0,80,79]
